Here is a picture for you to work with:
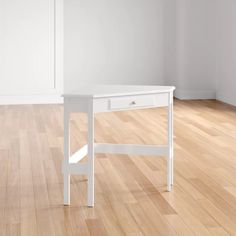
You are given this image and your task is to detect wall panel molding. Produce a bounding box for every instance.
[0,0,63,105]
[0,94,63,105]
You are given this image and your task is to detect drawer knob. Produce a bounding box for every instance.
[131,101,136,105]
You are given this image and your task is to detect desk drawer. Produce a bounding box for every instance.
[109,95,154,110]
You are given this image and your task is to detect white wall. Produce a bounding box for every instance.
[0,0,63,105]
[1,0,235,105]
[64,0,165,93]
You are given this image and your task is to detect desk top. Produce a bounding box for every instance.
[63,85,175,98]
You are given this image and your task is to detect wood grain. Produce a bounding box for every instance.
[0,100,236,235]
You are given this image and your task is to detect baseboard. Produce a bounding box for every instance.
[0,94,63,105]
[216,94,236,107]
[174,89,216,100]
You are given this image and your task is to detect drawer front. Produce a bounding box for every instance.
[93,93,169,113]
[109,95,154,110]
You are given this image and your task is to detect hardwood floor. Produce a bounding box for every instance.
[0,99,236,236]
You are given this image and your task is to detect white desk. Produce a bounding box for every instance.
[62,85,175,207]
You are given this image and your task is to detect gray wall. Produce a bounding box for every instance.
[64,0,165,93]
[164,0,236,105]
[64,0,236,106]
[216,0,236,106]
[165,0,219,99]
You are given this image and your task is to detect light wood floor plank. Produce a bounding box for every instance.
[0,99,236,235]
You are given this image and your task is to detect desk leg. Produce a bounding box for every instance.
[87,99,94,207]
[167,92,174,191]
[64,109,70,205]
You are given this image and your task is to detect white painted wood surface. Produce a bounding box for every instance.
[109,95,155,110]
[87,98,94,207]
[63,106,70,205]
[168,91,174,191]
[95,144,168,156]
[69,145,88,164]
[63,85,175,206]
[63,85,175,98]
